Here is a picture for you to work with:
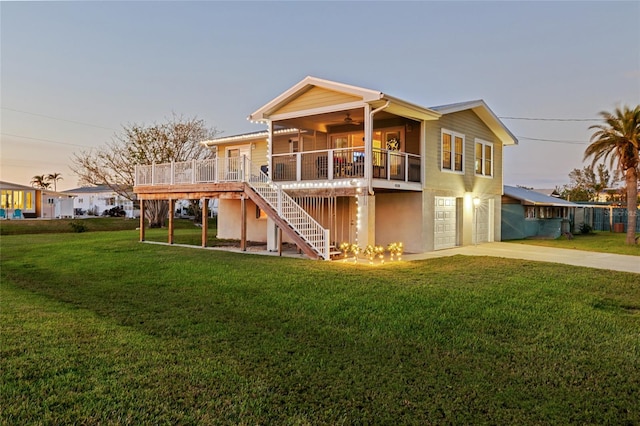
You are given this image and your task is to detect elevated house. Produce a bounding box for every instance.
[134,76,517,259]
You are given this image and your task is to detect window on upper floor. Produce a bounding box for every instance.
[441,129,464,173]
[475,139,493,177]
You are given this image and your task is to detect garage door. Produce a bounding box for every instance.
[434,197,457,250]
[475,200,489,244]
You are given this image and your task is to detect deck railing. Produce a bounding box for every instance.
[271,148,420,184]
[134,149,422,187]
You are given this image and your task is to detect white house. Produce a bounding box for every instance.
[64,185,137,218]
[0,181,75,219]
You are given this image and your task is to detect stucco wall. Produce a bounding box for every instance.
[375,192,424,253]
[217,198,268,242]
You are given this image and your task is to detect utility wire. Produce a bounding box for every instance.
[1,107,117,131]
[516,136,589,145]
[500,116,598,122]
[1,133,90,148]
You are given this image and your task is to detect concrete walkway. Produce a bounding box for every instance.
[403,242,640,274]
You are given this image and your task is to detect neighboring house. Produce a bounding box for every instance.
[502,185,579,240]
[0,180,75,219]
[135,76,518,259]
[532,188,561,198]
[64,185,138,218]
[175,199,218,217]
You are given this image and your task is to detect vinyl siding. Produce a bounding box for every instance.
[274,86,361,115]
[424,109,503,196]
[252,139,268,168]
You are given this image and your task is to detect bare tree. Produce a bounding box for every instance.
[72,114,218,227]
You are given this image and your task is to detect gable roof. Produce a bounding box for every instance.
[504,185,578,207]
[249,75,442,123]
[249,76,517,146]
[431,100,518,146]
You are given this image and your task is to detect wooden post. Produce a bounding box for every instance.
[201,198,208,247]
[609,205,613,232]
[278,226,282,257]
[139,199,145,241]
[240,196,246,251]
[168,199,175,244]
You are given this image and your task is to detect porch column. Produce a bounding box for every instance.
[356,195,375,248]
[267,120,273,180]
[139,199,145,242]
[363,104,372,184]
[168,198,175,244]
[201,198,208,247]
[240,195,247,251]
[267,217,278,251]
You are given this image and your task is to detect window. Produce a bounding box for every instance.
[1,189,34,211]
[525,206,537,219]
[475,139,493,177]
[525,206,565,220]
[289,138,300,153]
[441,129,464,172]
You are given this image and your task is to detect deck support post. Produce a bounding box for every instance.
[139,199,146,241]
[240,195,247,251]
[201,198,208,247]
[168,198,175,244]
[278,226,282,256]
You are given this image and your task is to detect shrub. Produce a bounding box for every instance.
[579,222,593,235]
[69,221,87,233]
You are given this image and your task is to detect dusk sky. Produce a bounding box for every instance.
[2,1,638,192]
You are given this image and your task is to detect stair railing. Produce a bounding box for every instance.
[242,157,330,260]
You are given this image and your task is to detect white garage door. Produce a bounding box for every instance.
[434,197,457,250]
[474,199,492,244]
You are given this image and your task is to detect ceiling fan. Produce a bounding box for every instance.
[342,113,362,126]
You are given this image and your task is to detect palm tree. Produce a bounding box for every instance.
[47,172,63,192]
[30,175,50,189]
[585,105,639,245]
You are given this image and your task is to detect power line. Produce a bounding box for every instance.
[1,107,118,131]
[1,133,91,148]
[500,116,598,122]
[516,136,589,145]
[1,158,71,167]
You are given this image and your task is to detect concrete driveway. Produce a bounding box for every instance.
[403,242,640,274]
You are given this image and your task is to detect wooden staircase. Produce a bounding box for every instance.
[243,159,330,260]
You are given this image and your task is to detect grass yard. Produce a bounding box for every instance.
[1,231,639,424]
[0,217,141,235]
[509,231,640,256]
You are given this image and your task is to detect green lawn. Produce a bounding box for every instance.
[509,231,640,256]
[1,231,639,424]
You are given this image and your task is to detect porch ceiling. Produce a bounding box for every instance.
[274,108,397,133]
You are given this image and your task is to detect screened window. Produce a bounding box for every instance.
[441,129,464,172]
[475,139,493,177]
